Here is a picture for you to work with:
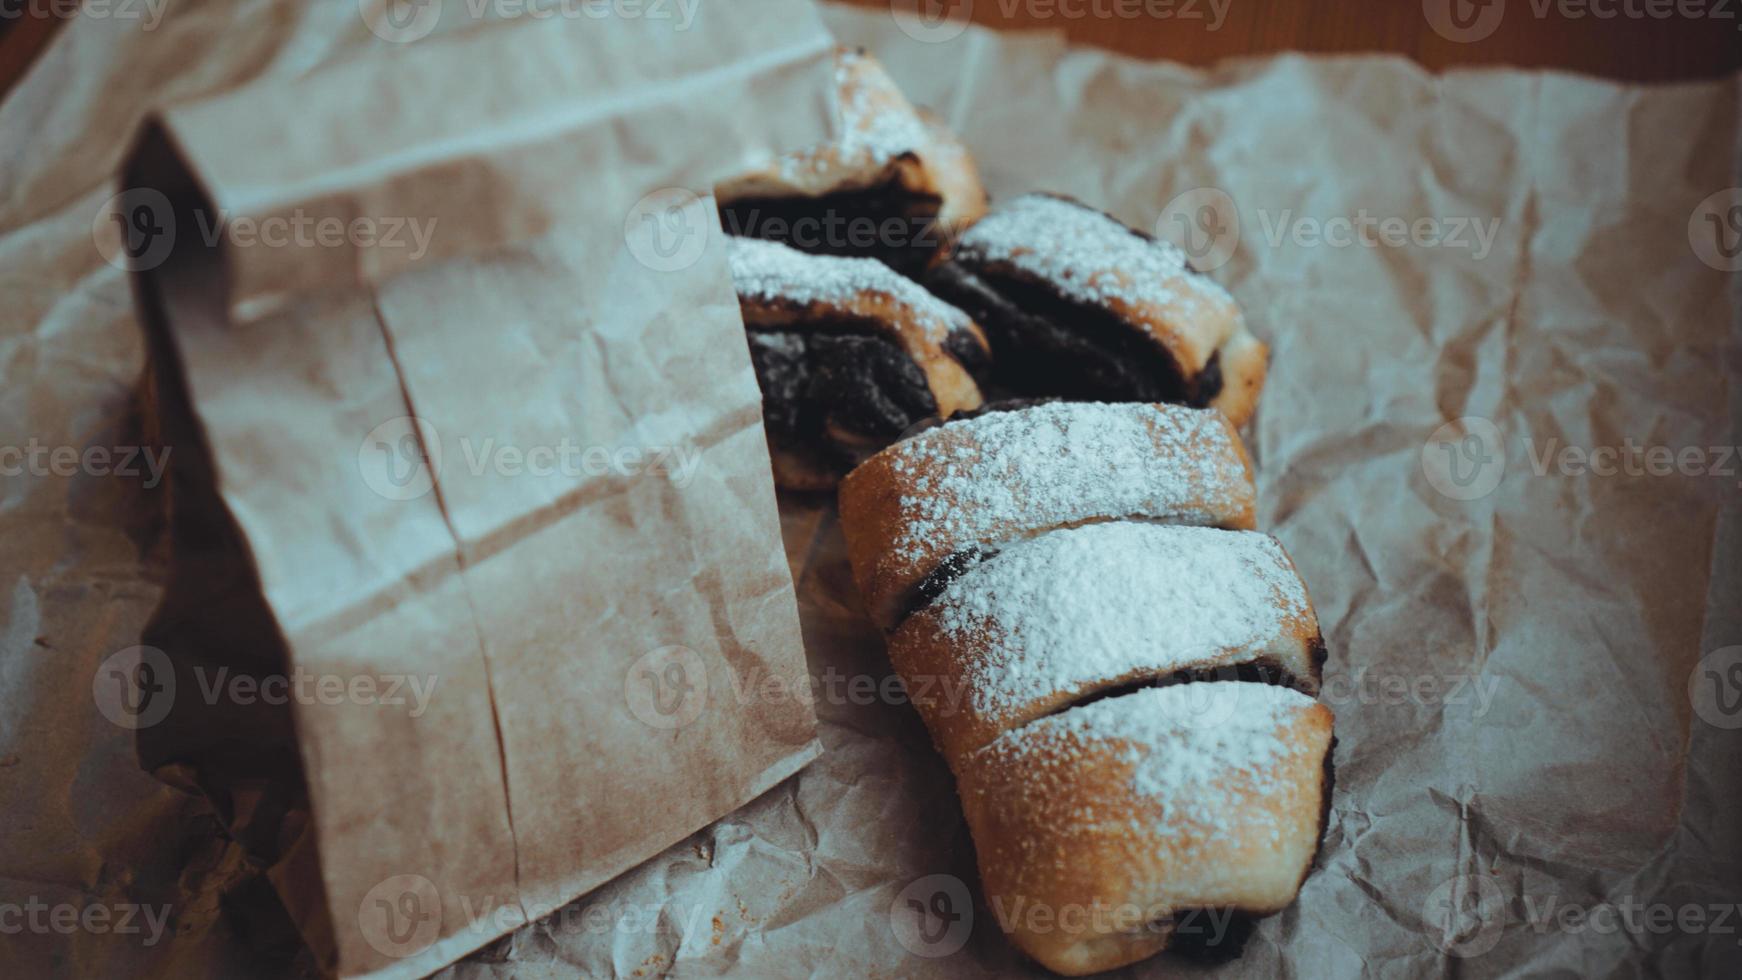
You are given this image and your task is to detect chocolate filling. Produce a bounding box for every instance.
[925,260,1225,406]
[748,321,938,478]
[1051,658,1303,718]
[1165,909,1257,962]
[720,177,947,277]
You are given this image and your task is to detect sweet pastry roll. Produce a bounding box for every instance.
[836,396,1334,975]
[924,193,1266,427]
[836,401,1256,629]
[730,237,989,491]
[889,522,1325,762]
[716,47,989,276]
[956,683,1334,975]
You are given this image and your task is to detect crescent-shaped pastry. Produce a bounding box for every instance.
[717,47,989,276]
[890,522,1325,761]
[924,193,1266,427]
[957,683,1334,975]
[836,400,1334,975]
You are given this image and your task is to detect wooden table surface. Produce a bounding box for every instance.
[2,0,1738,101]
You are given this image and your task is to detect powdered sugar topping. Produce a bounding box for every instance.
[777,49,928,184]
[957,194,1233,312]
[729,237,968,342]
[835,52,928,164]
[928,523,1310,718]
[986,683,1316,829]
[887,402,1249,564]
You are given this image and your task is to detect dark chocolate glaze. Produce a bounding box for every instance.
[748,323,938,478]
[924,259,1225,407]
[720,177,946,278]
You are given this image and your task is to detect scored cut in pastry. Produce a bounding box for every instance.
[730,237,990,491]
[836,401,1257,628]
[717,47,989,276]
[835,399,1334,976]
[957,683,1334,976]
[889,522,1326,761]
[924,193,1267,427]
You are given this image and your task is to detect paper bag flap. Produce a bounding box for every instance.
[149,9,838,324]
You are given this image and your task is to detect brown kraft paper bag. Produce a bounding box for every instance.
[107,9,839,977]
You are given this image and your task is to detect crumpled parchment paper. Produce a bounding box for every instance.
[1,2,1738,977]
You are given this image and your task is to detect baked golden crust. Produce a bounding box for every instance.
[836,402,1333,976]
[928,193,1266,428]
[956,684,1333,976]
[716,47,988,265]
[889,523,1325,762]
[1209,328,1268,430]
[837,402,1257,630]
